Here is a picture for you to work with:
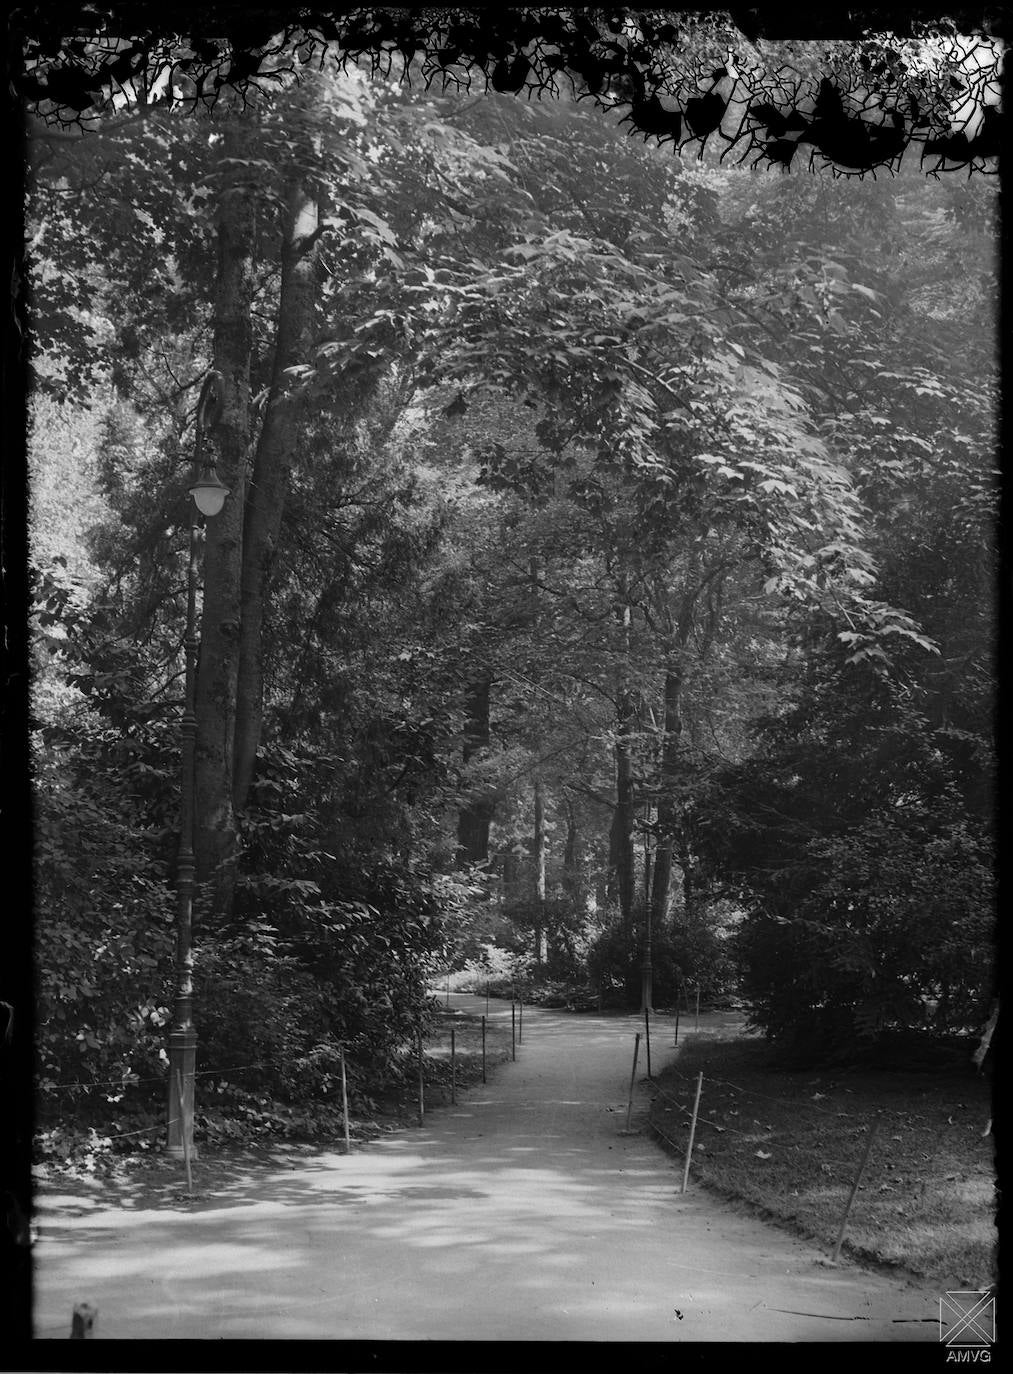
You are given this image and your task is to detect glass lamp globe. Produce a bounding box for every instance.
[189,467,230,517]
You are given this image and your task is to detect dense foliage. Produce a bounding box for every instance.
[27,54,996,1154]
[18,8,1002,173]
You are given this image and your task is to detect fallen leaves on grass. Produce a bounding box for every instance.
[649,1036,995,1287]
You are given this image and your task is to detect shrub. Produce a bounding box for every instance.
[734,805,994,1055]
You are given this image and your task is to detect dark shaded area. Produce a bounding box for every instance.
[13,6,1004,173]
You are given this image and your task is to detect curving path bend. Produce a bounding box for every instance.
[33,994,941,1342]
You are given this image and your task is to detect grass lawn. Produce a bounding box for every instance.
[649,1032,996,1288]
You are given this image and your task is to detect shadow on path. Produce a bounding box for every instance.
[33,997,941,1342]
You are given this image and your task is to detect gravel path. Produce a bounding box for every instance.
[33,994,941,1341]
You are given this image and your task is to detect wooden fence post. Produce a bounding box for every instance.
[832,1117,880,1262]
[682,1072,703,1193]
[417,1027,424,1125]
[625,1032,642,1132]
[71,1303,97,1338]
[340,1047,350,1154]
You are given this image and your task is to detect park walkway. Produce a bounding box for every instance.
[33,994,941,1341]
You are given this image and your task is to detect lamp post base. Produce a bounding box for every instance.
[167,1024,199,1158]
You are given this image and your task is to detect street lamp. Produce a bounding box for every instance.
[167,371,227,1157]
[641,809,654,1014]
[189,466,229,518]
[640,908,654,1014]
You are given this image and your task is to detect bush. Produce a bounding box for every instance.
[500,896,594,982]
[34,733,177,1123]
[734,805,994,1056]
[585,902,739,1010]
[448,943,521,993]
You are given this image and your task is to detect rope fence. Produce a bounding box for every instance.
[618,1015,992,1266]
[38,992,525,1160]
[415,994,525,1124]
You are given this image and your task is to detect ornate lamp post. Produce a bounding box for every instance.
[167,372,228,1157]
[640,808,654,1014]
[640,908,654,1014]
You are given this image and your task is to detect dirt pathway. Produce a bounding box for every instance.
[33,995,941,1341]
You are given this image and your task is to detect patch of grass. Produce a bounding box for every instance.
[649,1034,996,1288]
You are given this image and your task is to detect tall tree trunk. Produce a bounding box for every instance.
[608,685,637,929]
[607,595,636,928]
[679,838,696,927]
[647,563,702,937]
[233,182,320,816]
[456,670,494,866]
[195,123,255,912]
[533,775,546,965]
[648,662,684,934]
[502,847,522,899]
[562,794,579,898]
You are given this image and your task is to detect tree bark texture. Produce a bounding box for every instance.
[607,596,636,928]
[647,566,703,935]
[608,686,637,928]
[501,848,522,900]
[562,794,579,898]
[679,839,696,927]
[533,775,546,965]
[233,182,320,816]
[648,662,684,934]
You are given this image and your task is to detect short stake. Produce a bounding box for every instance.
[340,1047,351,1154]
[682,1072,703,1193]
[451,1024,457,1105]
[832,1116,879,1262]
[482,1015,487,1084]
[417,1027,424,1125]
[511,1001,516,1060]
[694,985,700,1032]
[519,994,523,1044]
[644,1005,652,1078]
[674,1005,680,1047]
[71,1303,97,1338]
[625,1032,642,1131]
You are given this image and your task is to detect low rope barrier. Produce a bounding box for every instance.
[38,1003,520,1204]
[626,1029,991,1267]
